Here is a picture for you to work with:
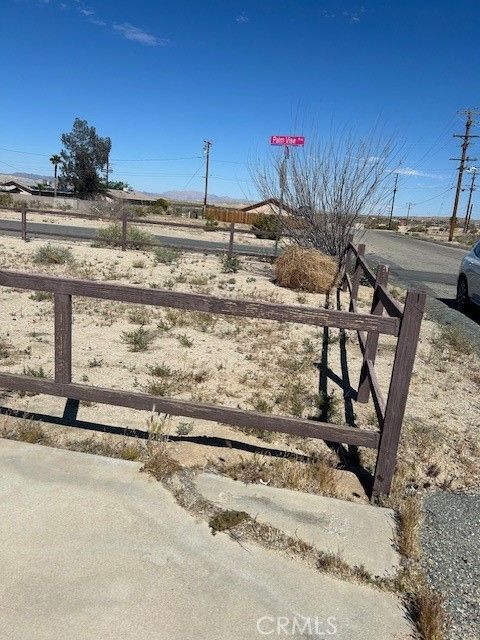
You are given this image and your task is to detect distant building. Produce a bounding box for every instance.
[106,188,157,206]
[242,198,294,216]
[0,174,72,197]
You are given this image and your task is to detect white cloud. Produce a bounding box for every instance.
[79,8,94,16]
[113,22,168,46]
[395,166,445,179]
[236,14,249,24]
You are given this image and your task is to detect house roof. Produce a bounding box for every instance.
[0,174,39,190]
[242,198,294,215]
[107,189,157,203]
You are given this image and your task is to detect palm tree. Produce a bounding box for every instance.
[50,154,62,198]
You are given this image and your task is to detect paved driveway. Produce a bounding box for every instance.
[0,439,411,640]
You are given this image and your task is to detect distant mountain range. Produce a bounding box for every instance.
[2,173,249,205]
[148,190,249,205]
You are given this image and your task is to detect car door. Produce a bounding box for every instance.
[467,241,480,304]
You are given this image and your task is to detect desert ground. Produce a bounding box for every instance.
[0,234,478,500]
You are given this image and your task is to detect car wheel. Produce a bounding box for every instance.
[456,276,470,312]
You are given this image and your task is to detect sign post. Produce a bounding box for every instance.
[270,135,305,255]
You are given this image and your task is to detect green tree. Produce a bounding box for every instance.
[59,118,111,199]
[49,154,62,197]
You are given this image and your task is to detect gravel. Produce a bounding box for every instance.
[421,491,480,640]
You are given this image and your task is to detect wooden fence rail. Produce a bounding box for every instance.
[0,241,425,497]
[3,206,275,260]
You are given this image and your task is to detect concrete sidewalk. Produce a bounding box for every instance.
[0,439,411,640]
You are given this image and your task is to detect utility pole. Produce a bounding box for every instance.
[463,167,477,232]
[388,172,399,229]
[406,202,413,223]
[202,140,212,217]
[275,145,289,255]
[449,110,479,241]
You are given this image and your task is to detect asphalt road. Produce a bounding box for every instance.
[361,229,480,354]
[0,218,275,257]
[361,229,468,301]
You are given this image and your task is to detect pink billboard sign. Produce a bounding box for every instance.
[270,135,305,146]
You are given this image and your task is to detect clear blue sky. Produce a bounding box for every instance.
[1,0,479,216]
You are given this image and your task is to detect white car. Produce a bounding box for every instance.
[457,240,480,311]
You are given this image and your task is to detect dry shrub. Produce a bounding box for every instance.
[275,246,338,293]
[216,453,338,497]
[140,445,181,481]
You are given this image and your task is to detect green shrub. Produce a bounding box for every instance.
[96,224,153,249]
[154,247,180,264]
[0,193,13,208]
[121,327,155,352]
[146,199,169,216]
[221,254,241,273]
[33,245,74,265]
[251,213,280,239]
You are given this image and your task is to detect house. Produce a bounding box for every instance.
[0,174,72,198]
[242,198,294,216]
[106,188,158,207]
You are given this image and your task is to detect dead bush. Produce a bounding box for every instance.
[275,246,338,293]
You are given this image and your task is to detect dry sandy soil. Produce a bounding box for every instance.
[0,235,478,501]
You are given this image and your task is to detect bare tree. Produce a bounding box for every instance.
[251,131,399,261]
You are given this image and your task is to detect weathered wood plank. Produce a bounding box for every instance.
[372,290,426,496]
[21,205,27,242]
[54,293,72,384]
[347,242,358,257]
[357,264,389,403]
[357,254,377,287]
[350,243,365,309]
[0,270,400,334]
[366,359,385,428]
[377,285,404,318]
[0,373,380,448]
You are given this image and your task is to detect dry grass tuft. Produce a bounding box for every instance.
[140,445,181,481]
[16,421,53,445]
[413,584,446,640]
[397,495,422,559]
[275,246,338,293]
[216,453,339,497]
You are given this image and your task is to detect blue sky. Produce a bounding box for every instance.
[1,0,479,216]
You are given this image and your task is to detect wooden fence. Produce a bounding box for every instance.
[3,205,275,259]
[0,241,425,496]
[206,207,260,225]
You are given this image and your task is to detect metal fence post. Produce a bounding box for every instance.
[372,290,426,497]
[357,264,389,403]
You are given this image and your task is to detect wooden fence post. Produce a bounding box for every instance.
[341,235,354,292]
[228,222,235,258]
[54,293,72,384]
[372,290,426,497]
[21,205,27,242]
[122,210,128,251]
[357,264,389,403]
[349,243,365,310]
